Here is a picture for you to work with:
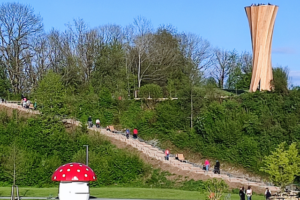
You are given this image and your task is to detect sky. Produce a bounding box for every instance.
[4,0,300,85]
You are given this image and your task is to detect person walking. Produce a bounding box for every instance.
[23,97,27,108]
[205,159,210,171]
[95,119,100,128]
[239,187,245,200]
[87,116,93,128]
[126,128,130,139]
[246,186,252,200]
[26,99,31,108]
[265,188,271,200]
[165,149,170,160]
[133,128,138,139]
[214,160,220,174]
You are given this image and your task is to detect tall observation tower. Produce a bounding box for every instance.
[245,4,278,92]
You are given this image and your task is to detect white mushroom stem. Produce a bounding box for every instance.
[59,182,89,200]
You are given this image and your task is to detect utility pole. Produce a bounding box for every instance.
[83,145,88,166]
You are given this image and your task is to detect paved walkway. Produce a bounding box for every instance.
[0,103,280,192]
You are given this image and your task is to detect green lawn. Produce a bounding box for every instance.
[0,187,265,200]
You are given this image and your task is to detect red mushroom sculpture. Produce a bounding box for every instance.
[52,163,96,200]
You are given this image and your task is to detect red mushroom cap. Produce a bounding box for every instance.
[52,163,97,182]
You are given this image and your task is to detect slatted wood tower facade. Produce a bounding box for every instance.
[245,4,278,92]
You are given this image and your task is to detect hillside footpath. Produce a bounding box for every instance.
[0,103,280,194]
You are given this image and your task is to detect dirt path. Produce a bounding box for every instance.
[90,130,268,194]
[0,103,279,194]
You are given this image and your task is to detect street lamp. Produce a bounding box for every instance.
[83,145,88,166]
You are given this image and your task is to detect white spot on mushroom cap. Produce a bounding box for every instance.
[67,169,70,172]
[86,168,89,171]
[79,164,82,167]
[84,174,88,177]
[70,164,73,167]
[93,176,95,179]
[54,176,56,180]
[72,176,78,180]
[77,169,80,172]
[60,169,63,172]
[62,174,65,177]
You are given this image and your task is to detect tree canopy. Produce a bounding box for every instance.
[260,142,300,190]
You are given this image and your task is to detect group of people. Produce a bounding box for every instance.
[87,116,100,128]
[240,186,252,200]
[20,95,37,109]
[239,187,271,200]
[21,96,30,108]
[125,128,138,139]
[203,159,220,174]
[87,116,139,139]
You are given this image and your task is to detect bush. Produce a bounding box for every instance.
[205,179,229,200]
[139,84,163,98]
[272,67,289,94]
[0,113,148,187]
[34,71,66,115]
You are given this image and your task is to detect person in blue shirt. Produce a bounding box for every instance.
[126,128,130,139]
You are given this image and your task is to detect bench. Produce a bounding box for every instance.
[109,126,116,133]
[29,104,34,109]
[177,154,187,162]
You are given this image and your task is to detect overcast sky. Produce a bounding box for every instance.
[4,0,300,85]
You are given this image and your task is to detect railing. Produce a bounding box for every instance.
[3,101,21,104]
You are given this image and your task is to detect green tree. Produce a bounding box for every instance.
[34,71,66,115]
[272,67,289,94]
[0,62,10,97]
[260,142,300,190]
[227,52,252,90]
[139,84,162,98]
[92,42,126,93]
[2,142,27,185]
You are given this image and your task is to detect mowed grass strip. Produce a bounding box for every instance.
[0,187,265,200]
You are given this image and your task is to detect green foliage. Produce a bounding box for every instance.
[272,67,289,94]
[192,91,300,173]
[59,82,300,176]
[0,113,148,187]
[0,111,230,191]
[226,65,251,90]
[139,84,163,98]
[180,179,207,192]
[92,43,127,94]
[1,142,28,185]
[0,63,10,98]
[205,178,229,200]
[144,170,175,189]
[260,142,300,190]
[34,71,66,115]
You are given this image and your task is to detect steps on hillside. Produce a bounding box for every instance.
[0,103,281,192]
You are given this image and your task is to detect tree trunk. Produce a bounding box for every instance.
[138,52,141,88]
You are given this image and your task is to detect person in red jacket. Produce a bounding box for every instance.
[133,128,138,139]
[165,149,170,160]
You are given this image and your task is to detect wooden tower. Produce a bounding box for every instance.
[245,4,278,92]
